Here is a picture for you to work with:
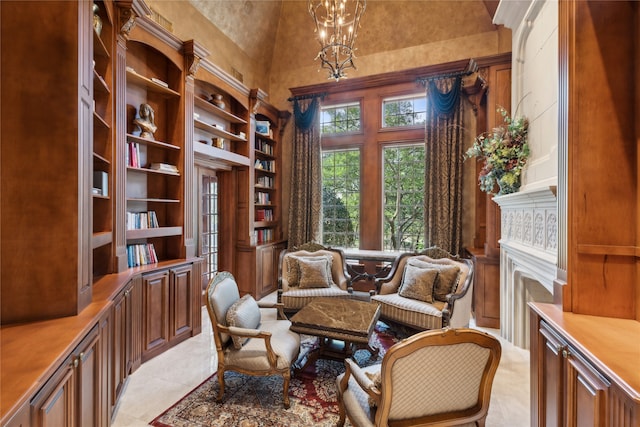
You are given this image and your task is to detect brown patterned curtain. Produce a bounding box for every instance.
[287,96,322,248]
[424,77,464,255]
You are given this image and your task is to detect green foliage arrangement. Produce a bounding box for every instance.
[465,107,530,195]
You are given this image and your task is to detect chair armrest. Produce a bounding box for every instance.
[257,301,288,319]
[220,324,279,366]
[339,359,381,407]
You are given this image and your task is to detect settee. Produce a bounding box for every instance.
[277,242,353,316]
[371,247,473,330]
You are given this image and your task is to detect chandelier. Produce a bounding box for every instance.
[308,0,366,81]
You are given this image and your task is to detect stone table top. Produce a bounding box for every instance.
[290,298,380,343]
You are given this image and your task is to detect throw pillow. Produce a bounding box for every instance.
[284,255,301,287]
[365,371,382,407]
[408,259,461,302]
[298,256,333,288]
[226,294,261,349]
[398,264,439,303]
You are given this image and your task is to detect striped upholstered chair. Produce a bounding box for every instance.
[277,242,353,317]
[371,247,474,330]
[336,328,502,427]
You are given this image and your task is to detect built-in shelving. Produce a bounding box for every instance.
[92,0,115,278]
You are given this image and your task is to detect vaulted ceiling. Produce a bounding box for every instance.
[189,0,500,76]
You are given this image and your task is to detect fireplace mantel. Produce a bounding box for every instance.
[493,186,558,348]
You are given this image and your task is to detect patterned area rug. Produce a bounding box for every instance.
[150,322,407,427]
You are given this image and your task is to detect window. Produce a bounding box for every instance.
[200,173,218,289]
[320,102,361,134]
[382,94,427,128]
[321,149,360,249]
[382,144,425,251]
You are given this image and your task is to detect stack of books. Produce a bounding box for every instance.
[127,243,158,267]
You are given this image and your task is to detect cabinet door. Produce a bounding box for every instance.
[31,361,75,427]
[170,264,193,341]
[565,351,609,427]
[76,331,100,427]
[259,245,275,297]
[111,283,131,409]
[142,270,170,361]
[31,325,100,427]
[538,322,566,427]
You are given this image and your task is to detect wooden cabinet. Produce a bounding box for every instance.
[141,262,198,362]
[110,277,142,414]
[467,248,500,328]
[530,304,639,427]
[0,0,93,323]
[92,0,115,279]
[236,241,286,299]
[30,325,103,427]
[3,402,30,427]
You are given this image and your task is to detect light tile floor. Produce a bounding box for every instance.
[112,294,530,427]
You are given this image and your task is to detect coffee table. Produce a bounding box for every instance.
[289,297,381,374]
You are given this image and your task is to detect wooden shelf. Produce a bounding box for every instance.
[255,149,275,159]
[126,69,180,98]
[92,231,112,249]
[126,226,182,240]
[255,221,278,228]
[126,166,180,176]
[194,96,247,124]
[93,30,109,58]
[194,141,251,166]
[255,168,275,175]
[94,112,109,130]
[194,119,247,142]
[254,185,274,190]
[126,133,180,150]
[127,197,180,204]
[93,152,110,165]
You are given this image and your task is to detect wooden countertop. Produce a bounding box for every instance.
[0,259,197,422]
[530,303,640,401]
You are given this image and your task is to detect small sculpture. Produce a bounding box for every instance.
[93,3,102,36]
[210,94,225,110]
[134,103,157,140]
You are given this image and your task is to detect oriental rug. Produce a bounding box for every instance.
[150,321,407,427]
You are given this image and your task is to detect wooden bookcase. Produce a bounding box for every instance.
[92,0,115,280]
[234,90,290,299]
[1,1,94,323]
[121,34,185,268]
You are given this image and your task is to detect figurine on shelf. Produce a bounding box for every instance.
[93,3,102,36]
[134,103,157,140]
[209,93,225,110]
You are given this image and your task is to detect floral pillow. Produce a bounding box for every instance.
[298,256,334,288]
[407,258,461,302]
[226,294,261,349]
[398,264,440,303]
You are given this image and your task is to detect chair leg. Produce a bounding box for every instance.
[216,367,225,402]
[282,370,291,409]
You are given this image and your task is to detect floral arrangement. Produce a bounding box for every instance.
[465,107,530,195]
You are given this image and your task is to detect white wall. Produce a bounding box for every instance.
[495,0,558,191]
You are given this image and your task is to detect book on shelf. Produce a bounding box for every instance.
[127,243,158,267]
[255,192,270,205]
[254,228,274,244]
[126,211,159,230]
[150,77,169,88]
[256,175,274,188]
[127,142,141,168]
[254,159,275,172]
[255,209,273,221]
[149,163,179,174]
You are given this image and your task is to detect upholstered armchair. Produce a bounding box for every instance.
[371,247,474,330]
[277,242,353,316]
[205,271,301,408]
[337,328,502,427]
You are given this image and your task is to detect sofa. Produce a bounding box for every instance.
[371,247,473,330]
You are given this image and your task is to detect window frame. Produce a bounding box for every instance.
[381,92,427,130]
[319,100,364,137]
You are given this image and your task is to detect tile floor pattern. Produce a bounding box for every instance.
[111,293,531,427]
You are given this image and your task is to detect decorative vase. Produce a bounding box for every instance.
[210,94,225,110]
[497,174,521,195]
[93,4,103,36]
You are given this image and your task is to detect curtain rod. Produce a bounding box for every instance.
[417,59,478,85]
[287,92,327,102]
